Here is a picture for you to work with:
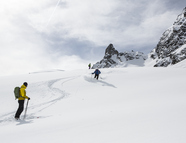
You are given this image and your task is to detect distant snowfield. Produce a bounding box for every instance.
[0,67,186,143]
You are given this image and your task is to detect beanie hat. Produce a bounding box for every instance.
[23,82,28,87]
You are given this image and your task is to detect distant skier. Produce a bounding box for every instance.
[15,82,30,120]
[92,69,101,80]
[88,63,91,69]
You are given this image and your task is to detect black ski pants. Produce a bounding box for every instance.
[15,100,24,118]
[94,74,99,80]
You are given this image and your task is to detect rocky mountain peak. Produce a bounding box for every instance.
[150,7,186,67]
[93,7,186,68]
[182,7,186,16]
[105,44,118,55]
[92,44,147,69]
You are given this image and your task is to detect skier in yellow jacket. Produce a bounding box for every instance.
[15,82,30,120]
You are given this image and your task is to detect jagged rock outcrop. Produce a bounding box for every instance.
[92,44,147,69]
[150,7,186,67]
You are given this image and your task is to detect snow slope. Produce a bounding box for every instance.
[0,68,186,143]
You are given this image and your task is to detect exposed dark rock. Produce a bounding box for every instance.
[92,44,147,69]
[150,7,186,67]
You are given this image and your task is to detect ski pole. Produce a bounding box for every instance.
[24,100,29,119]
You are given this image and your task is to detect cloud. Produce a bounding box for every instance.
[0,0,185,75]
[41,0,182,52]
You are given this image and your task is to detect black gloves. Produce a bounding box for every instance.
[28,97,30,100]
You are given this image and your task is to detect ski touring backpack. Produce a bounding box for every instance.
[14,87,21,100]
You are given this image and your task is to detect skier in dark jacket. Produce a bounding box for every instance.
[92,69,101,80]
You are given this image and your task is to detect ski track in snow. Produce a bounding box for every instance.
[0,75,80,124]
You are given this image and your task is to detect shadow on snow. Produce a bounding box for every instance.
[84,76,116,88]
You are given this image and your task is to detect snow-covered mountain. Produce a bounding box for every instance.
[93,7,186,69]
[92,44,147,69]
[150,7,186,67]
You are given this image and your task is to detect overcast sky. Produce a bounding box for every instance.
[0,0,185,75]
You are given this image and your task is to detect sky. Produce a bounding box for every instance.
[0,0,185,75]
